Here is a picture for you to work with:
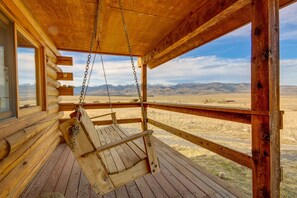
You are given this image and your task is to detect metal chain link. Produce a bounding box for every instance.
[118,0,147,129]
[70,0,101,149]
[78,0,101,105]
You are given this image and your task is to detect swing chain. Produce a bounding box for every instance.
[70,0,101,149]
[118,0,147,129]
[78,0,100,105]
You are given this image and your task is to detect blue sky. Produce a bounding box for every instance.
[57,3,297,86]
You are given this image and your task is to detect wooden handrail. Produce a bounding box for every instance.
[81,130,152,158]
[59,101,273,124]
[145,102,255,124]
[148,118,253,169]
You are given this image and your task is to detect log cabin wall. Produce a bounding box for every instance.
[0,1,65,197]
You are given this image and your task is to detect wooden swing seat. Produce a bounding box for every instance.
[59,107,159,195]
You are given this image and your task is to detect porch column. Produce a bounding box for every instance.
[251,0,281,197]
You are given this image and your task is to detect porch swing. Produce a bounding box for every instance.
[59,0,159,195]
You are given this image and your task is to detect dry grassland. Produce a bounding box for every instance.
[61,93,297,197]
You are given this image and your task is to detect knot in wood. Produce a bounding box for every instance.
[254,27,262,36]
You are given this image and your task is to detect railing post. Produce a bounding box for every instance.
[140,63,160,173]
[141,63,148,131]
[251,0,280,197]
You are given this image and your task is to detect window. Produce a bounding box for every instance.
[0,10,43,121]
[17,31,39,110]
[0,11,15,120]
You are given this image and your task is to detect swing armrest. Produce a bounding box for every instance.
[81,130,153,158]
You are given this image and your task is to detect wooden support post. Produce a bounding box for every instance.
[251,0,280,197]
[141,63,147,131]
[141,63,160,173]
[267,0,281,197]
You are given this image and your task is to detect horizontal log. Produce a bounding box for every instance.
[145,102,254,124]
[0,133,59,197]
[47,76,61,88]
[46,58,62,72]
[82,131,150,158]
[57,56,73,66]
[47,96,61,105]
[48,103,59,114]
[47,86,59,96]
[46,66,58,80]
[0,111,48,139]
[5,120,57,155]
[58,86,74,96]
[0,122,59,182]
[59,102,141,111]
[0,112,63,160]
[148,118,252,169]
[45,48,57,63]
[11,137,59,198]
[0,140,9,161]
[57,72,73,81]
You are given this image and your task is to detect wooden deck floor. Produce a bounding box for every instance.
[21,138,244,198]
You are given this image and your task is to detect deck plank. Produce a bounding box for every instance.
[125,181,143,198]
[54,149,75,194]
[156,139,237,198]
[78,171,90,198]
[160,166,196,198]
[22,144,65,197]
[143,174,169,198]
[41,145,70,193]
[21,139,242,198]
[115,185,129,198]
[64,160,81,198]
[157,146,222,197]
[135,176,155,198]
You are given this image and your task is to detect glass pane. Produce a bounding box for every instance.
[0,12,14,119]
[17,32,38,109]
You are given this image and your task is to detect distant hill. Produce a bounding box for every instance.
[73,83,297,96]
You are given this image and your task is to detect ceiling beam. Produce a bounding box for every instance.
[141,0,296,69]
[141,0,250,68]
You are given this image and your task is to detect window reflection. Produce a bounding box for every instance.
[17,32,38,109]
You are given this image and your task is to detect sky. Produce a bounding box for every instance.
[18,3,297,86]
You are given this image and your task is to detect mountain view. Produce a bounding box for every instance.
[73,83,297,96]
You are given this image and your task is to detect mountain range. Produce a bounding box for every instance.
[73,83,297,96]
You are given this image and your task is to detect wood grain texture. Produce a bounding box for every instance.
[146,102,252,124]
[251,0,280,196]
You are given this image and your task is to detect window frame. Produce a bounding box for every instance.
[15,25,43,117]
[0,11,17,121]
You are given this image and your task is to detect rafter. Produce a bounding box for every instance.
[141,0,296,69]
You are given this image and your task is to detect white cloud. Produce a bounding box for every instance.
[147,56,251,84]
[17,52,37,85]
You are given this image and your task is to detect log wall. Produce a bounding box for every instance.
[0,1,64,197]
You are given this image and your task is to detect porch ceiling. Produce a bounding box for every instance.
[22,0,295,68]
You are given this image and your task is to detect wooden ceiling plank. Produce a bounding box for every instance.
[143,0,296,69]
[141,0,250,68]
